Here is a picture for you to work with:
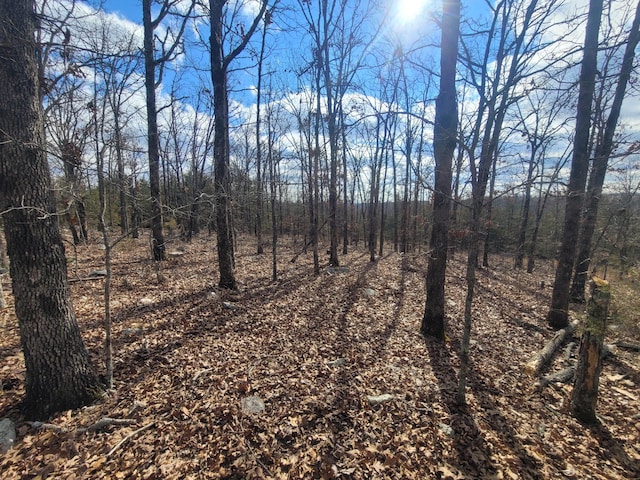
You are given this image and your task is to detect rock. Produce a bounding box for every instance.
[222,301,237,310]
[241,396,265,414]
[167,251,186,258]
[366,394,395,406]
[137,298,154,307]
[88,269,107,277]
[363,288,376,297]
[122,328,144,336]
[0,418,16,453]
[97,244,107,250]
[438,423,454,436]
[327,358,347,367]
[326,266,350,274]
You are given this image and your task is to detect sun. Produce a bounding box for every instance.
[396,0,430,24]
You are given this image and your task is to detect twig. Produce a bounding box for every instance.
[106,422,156,458]
[80,417,137,434]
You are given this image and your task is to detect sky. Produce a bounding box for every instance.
[47,0,640,196]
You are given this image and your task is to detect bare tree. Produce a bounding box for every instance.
[142,0,194,261]
[570,0,640,301]
[547,0,604,329]
[208,0,270,289]
[421,0,460,340]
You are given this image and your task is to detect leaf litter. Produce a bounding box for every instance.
[0,235,639,479]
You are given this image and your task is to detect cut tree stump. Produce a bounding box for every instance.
[525,321,578,376]
[571,277,611,423]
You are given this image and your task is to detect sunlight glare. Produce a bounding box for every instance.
[397,0,430,24]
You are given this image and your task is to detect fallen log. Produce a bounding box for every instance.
[613,341,640,352]
[537,366,576,389]
[525,320,578,376]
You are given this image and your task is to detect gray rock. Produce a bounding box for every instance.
[438,423,454,436]
[367,394,395,406]
[327,358,347,367]
[222,301,238,310]
[137,298,154,307]
[241,396,265,414]
[0,418,16,453]
[363,288,376,297]
[122,328,144,336]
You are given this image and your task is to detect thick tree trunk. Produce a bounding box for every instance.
[0,0,102,419]
[571,0,640,302]
[547,0,603,329]
[571,278,610,423]
[421,0,460,340]
[143,0,166,261]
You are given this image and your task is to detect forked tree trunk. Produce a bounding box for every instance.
[547,0,603,329]
[571,0,640,302]
[0,0,103,420]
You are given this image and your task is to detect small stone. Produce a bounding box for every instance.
[327,358,347,367]
[0,418,16,453]
[137,298,154,307]
[363,288,376,297]
[88,269,107,277]
[241,396,265,414]
[438,423,454,436]
[97,244,107,250]
[367,394,395,406]
[222,301,237,310]
[122,328,144,336]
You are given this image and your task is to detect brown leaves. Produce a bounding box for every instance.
[0,238,639,478]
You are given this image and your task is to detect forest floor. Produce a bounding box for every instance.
[1,233,639,479]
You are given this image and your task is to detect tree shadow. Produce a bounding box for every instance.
[425,337,545,479]
[586,421,640,475]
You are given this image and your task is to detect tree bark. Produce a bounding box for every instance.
[142,0,166,261]
[570,0,640,302]
[210,0,237,289]
[0,0,103,420]
[421,0,460,340]
[571,278,610,423]
[547,0,603,329]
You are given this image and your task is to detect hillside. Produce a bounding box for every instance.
[1,235,638,479]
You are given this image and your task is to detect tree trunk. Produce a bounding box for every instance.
[210,0,237,289]
[255,19,267,255]
[515,143,537,269]
[0,0,103,419]
[143,0,166,261]
[571,0,640,302]
[547,0,603,329]
[571,278,610,423]
[421,0,460,340]
[482,158,497,268]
